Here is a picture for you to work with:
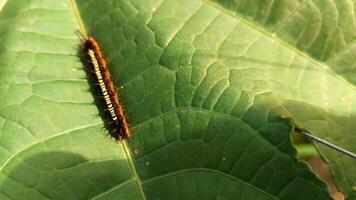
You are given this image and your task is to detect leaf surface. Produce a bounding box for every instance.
[207,0,356,198]
[0,0,349,199]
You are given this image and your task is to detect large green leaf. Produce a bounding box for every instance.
[206,0,356,198]
[0,0,352,199]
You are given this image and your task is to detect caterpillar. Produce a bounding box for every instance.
[82,36,130,139]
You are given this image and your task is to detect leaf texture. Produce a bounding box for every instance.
[0,0,350,199]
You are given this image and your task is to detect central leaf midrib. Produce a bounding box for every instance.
[122,141,147,200]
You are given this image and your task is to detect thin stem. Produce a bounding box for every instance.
[295,128,356,159]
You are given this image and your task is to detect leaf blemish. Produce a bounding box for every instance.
[133,148,140,156]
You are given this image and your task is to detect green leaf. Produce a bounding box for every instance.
[0,0,348,199]
[206,0,356,198]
